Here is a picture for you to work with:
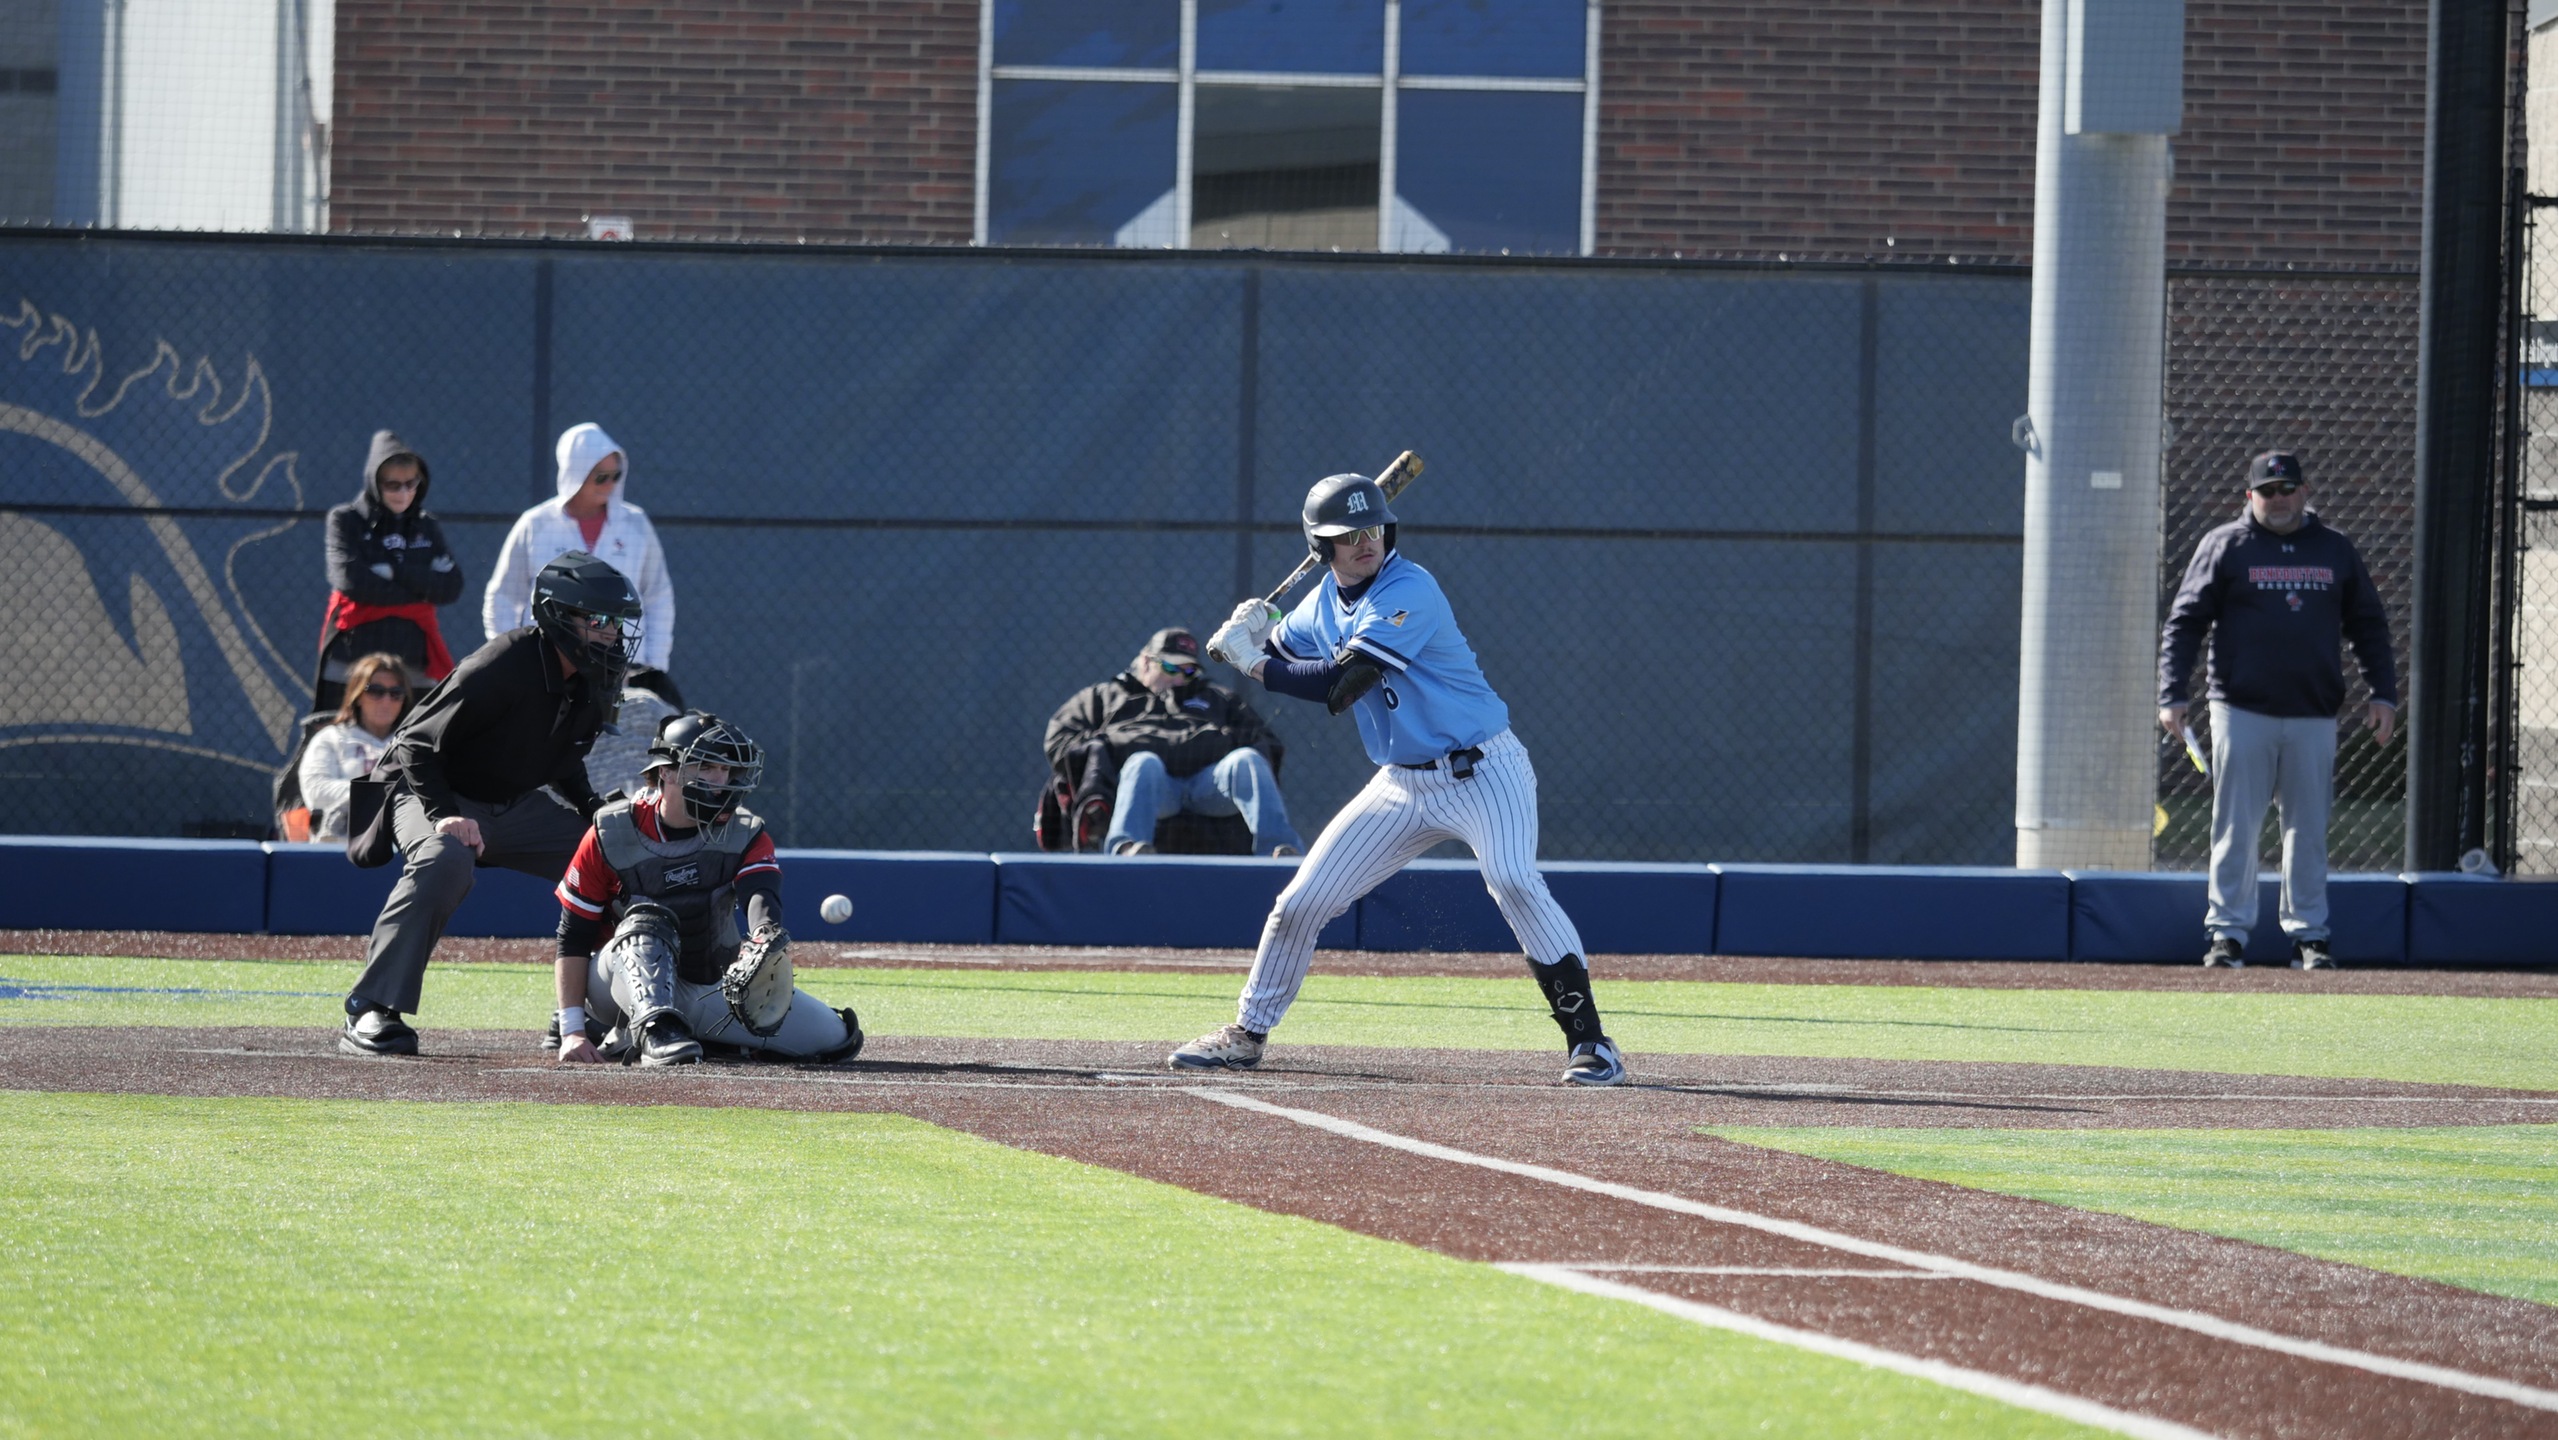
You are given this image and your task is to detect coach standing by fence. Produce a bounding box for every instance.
[2157,451,2397,971]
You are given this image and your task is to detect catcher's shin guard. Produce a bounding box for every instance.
[1527,955,1606,1049]
[606,900,683,1022]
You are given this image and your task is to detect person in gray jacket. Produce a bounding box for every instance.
[2158,451,2398,971]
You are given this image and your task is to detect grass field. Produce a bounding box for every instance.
[0,1091,2109,1439]
[1710,1124,2558,1307]
[6,953,2557,1090]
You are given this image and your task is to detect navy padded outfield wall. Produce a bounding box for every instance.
[0,232,2026,861]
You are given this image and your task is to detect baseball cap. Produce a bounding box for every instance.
[2247,451,2306,489]
[1146,627,1205,668]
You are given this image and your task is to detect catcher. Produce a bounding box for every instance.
[550,710,863,1066]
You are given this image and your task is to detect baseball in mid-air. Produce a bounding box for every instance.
[820,893,854,925]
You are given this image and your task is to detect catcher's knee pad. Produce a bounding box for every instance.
[607,900,682,999]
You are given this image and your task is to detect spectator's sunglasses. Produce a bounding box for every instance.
[1158,659,1201,676]
[588,467,624,485]
[2251,479,2303,496]
[377,477,421,494]
[362,682,408,700]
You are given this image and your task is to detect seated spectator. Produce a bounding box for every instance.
[582,667,686,800]
[482,422,676,685]
[316,431,461,713]
[1043,627,1301,857]
[297,654,414,841]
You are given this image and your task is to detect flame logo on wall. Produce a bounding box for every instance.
[1,298,307,778]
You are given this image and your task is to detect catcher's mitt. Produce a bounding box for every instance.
[721,925,794,1037]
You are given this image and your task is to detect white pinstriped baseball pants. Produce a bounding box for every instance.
[1236,729,1585,1034]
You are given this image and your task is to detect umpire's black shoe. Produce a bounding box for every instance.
[636,1012,703,1067]
[340,1005,419,1057]
[2201,937,2245,969]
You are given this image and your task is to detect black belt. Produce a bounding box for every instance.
[1397,744,1484,779]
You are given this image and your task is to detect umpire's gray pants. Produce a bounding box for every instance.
[2206,702,2336,945]
[351,786,588,1016]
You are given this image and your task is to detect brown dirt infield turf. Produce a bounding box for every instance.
[5,939,2556,1437]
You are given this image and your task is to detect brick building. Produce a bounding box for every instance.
[327,0,2430,268]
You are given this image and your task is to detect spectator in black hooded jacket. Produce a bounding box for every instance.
[315,430,464,712]
[1043,627,1300,856]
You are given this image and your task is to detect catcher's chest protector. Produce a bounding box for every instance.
[594,801,762,981]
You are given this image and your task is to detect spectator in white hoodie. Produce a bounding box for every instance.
[483,422,676,676]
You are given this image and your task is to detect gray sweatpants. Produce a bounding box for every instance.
[588,920,853,1058]
[353,786,588,1016]
[2206,702,2336,945]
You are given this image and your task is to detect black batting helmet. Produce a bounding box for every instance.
[531,551,642,690]
[1302,472,1397,560]
[645,710,764,826]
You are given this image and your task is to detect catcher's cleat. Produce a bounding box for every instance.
[636,1012,703,1067]
[2290,939,2337,970]
[810,1007,866,1065]
[597,1023,635,1063]
[2201,936,2245,969]
[340,1005,419,1057]
[1168,1023,1264,1071]
[1563,1038,1627,1087]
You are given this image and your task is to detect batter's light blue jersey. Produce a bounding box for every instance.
[1272,551,1509,765]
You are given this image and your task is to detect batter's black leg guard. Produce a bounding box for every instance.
[1527,955,1606,1049]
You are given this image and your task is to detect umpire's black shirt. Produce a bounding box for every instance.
[2158,511,2398,717]
[380,627,607,821]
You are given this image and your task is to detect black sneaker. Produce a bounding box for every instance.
[2290,939,2336,971]
[340,1005,419,1057]
[637,1012,703,1067]
[2201,937,2245,969]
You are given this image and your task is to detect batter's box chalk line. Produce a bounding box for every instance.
[1183,1088,2558,1419]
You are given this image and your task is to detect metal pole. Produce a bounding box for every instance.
[2408,0,2511,871]
[2014,0,2181,871]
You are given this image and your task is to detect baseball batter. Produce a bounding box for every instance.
[1174,472,1626,1085]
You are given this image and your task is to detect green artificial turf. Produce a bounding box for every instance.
[7,952,2558,1091]
[0,1092,2105,1439]
[1710,1125,2558,1307]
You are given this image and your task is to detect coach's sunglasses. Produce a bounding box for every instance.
[2251,479,2303,496]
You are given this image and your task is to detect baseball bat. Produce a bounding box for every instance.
[1259,450,1425,609]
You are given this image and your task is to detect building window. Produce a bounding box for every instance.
[975,0,1597,254]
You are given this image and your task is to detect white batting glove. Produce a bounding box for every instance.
[1208,599,1278,667]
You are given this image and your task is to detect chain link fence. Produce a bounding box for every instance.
[2156,270,2419,874]
[1,231,2439,869]
[2507,200,2558,876]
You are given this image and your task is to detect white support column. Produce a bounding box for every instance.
[2013,0,2182,870]
[973,0,994,244]
[1174,0,1197,248]
[1378,0,1400,250]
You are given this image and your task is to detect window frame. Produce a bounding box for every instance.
[972,0,1602,255]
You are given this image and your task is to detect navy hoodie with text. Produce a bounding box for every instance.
[2157,511,2397,718]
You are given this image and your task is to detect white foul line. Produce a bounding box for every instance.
[1502,1264,2217,1440]
[1185,1087,2558,1415]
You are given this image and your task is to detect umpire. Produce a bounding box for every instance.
[341,551,642,1054]
[2158,451,2397,971]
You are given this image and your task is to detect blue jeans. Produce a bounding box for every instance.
[1104,749,1302,855]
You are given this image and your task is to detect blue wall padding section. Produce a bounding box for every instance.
[2066,871,2408,964]
[992,854,1354,949]
[0,837,266,933]
[2406,874,2558,965]
[778,851,996,945]
[1358,860,1718,954]
[263,844,562,938]
[1712,864,2071,959]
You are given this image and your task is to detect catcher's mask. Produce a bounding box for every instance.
[645,710,764,826]
[531,551,643,692]
[1302,472,1397,561]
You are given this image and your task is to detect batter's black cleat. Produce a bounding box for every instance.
[2290,939,2336,971]
[2201,937,2245,969]
[340,1005,419,1057]
[636,1012,703,1067]
[1563,1038,1627,1087]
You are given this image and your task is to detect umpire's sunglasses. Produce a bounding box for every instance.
[1157,659,1201,676]
[2251,479,2303,496]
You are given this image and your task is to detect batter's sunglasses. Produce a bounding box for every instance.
[2251,479,2303,496]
